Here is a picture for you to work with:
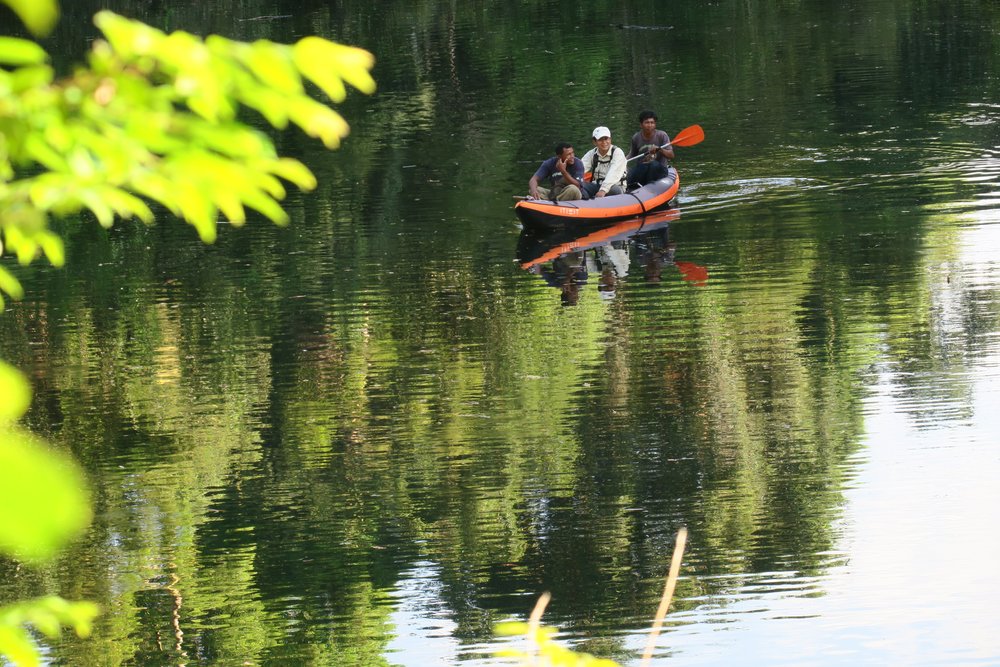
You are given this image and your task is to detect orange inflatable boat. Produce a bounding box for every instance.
[515,168,680,231]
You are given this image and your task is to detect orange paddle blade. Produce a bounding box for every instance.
[671,125,704,147]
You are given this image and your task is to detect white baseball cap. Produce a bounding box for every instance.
[592,126,611,140]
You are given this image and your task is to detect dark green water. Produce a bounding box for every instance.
[3,1,1000,665]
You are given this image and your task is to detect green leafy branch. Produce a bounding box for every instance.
[0,8,375,308]
[0,359,95,665]
[0,1,375,664]
[0,597,100,667]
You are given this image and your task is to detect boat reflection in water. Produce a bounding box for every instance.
[516,209,708,305]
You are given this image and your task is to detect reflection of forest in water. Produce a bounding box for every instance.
[3,0,1000,664]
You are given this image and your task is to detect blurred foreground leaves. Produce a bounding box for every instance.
[495,622,621,667]
[0,3,375,307]
[0,0,374,663]
[0,359,95,664]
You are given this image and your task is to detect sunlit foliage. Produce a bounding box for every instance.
[0,0,374,663]
[0,2,375,308]
[496,622,621,666]
[0,360,97,665]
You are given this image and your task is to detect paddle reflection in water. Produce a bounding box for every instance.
[516,209,709,303]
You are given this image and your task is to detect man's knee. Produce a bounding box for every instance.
[557,185,582,200]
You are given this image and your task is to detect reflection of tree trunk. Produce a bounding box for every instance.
[448,3,461,91]
[157,570,187,665]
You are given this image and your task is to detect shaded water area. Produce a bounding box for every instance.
[2,0,1000,664]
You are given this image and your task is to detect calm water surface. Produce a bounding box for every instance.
[2,0,1000,665]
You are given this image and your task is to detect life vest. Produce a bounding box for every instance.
[590,146,624,188]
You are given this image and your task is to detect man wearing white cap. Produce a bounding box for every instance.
[580,126,628,198]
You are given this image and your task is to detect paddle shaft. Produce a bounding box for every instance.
[626,142,672,165]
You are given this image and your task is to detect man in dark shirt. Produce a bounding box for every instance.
[626,111,674,187]
[528,142,585,201]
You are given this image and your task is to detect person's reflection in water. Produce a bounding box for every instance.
[520,217,690,303]
[537,251,588,306]
[594,243,630,301]
[635,226,676,283]
[598,265,617,301]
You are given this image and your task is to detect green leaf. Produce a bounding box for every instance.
[0,624,40,667]
[287,97,350,149]
[0,361,31,422]
[98,186,155,224]
[237,85,291,129]
[0,37,49,66]
[9,64,54,91]
[213,189,246,226]
[251,171,285,199]
[25,609,60,638]
[10,232,38,265]
[0,224,38,266]
[293,37,376,101]
[187,91,225,123]
[37,231,65,266]
[66,147,98,179]
[245,40,302,95]
[94,11,163,59]
[494,621,529,636]
[23,134,68,171]
[0,273,18,307]
[71,125,134,181]
[0,429,92,563]
[41,119,72,154]
[240,188,289,226]
[1,0,59,38]
[159,30,205,74]
[185,121,275,159]
[26,174,70,210]
[62,599,100,637]
[0,597,101,667]
[293,42,347,102]
[124,113,183,154]
[130,173,181,216]
[331,45,377,95]
[268,158,317,191]
[174,181,217,242]
[76,188,115,228]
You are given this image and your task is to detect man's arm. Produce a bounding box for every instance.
[528,173,542,199]
[528,159,549,198]
[657,131,675,160]
[557,158,583,188]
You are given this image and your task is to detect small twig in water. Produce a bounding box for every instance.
[239,15,293,22]
[640,527,688,667]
